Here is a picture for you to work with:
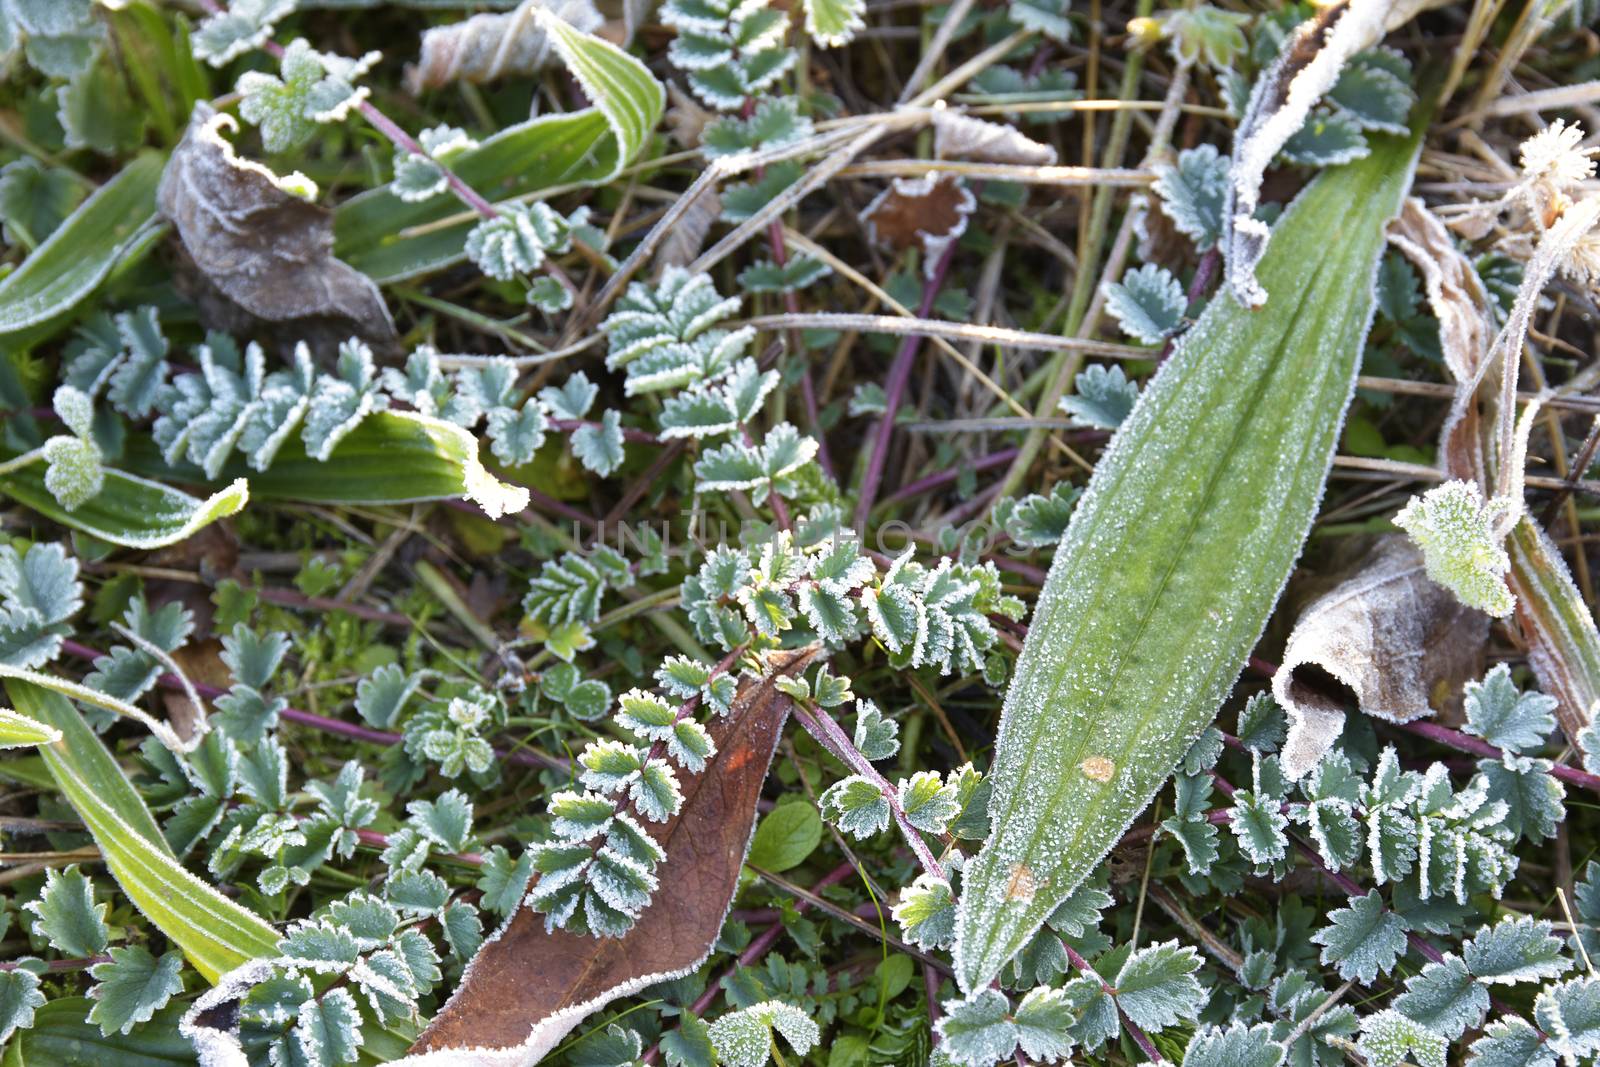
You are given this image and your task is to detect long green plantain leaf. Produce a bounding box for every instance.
[0,153,163,336]
[6,681,280,983]
[0,465,246,549]
[953,129,1424,992]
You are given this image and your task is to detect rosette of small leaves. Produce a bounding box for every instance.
[660,0,798,110]
[523,545,634,660]
[231,893,442,1067]
[391,125,480,203]
[237,39,379,153]
[0,541,81,670]
[464,201,576,282]
[528,650,741,937]
[402,688,499,778]
[693,423,819,504]
[601,268,754,396]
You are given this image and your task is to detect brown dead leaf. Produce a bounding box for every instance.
[160,638,231,744]
[158,106,396,348]
[655,180,722,271]
[932,111,1056,166]
[665,81,712,150]
[404,643,820,1064]
[405,0,604,93]
[862,174,976,276]
[1277,537,1488,780]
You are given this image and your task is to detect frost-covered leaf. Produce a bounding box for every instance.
[853,699,900,761]
[1463,663,1557,753]
[937,988,1017,1067]
[708,1001,819,1067]
[1469,1018,1555,1067]
[1463,916,1570,985]
[893,873,956,950]
[391,125,479,203]
[87,946,185,1037]
[572,410,626,477]
[193,0,294,66]
[662,0,798,109]
[25,865,109,957]
[704,98,814,158]
[819,775,889,838]
[1059,364,1139,429]
[238,40,377,153]
[898,770,961,834]
[1152,143,1229,252]
[1391,955,1488,1040]
[1007,0,1070,43]
[0,969,45,1045]
[0,157,84,248]
[1328,56,1413,135]
[1311,891,1407,983]
[295,986,364,1066]
[1114,941,1205,1032]
[1394,480,1514,618]
[465,202,573,281]
[1000,483,1082,548]
[406,0,604,92]
[737,255,832,294]
[1282,110,1369,167]
[1182,1023,1286,1067]
[1358,1010,1446,1067]
[1102,264,1185,346]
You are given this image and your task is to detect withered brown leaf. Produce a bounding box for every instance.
[158,105,396,347]
[932,111,1056,166]
[403,643,821,1065]
[1277,536,1488,779]
[405,0,604,94]
[862,174,976,277]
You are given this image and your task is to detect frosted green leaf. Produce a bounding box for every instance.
[1000,483,1082,547]
[707,1001,818,1067]
[1392,955,1488,1040]
[356,663,422,728]
[476,846,535,917]
[1464,916,1570,985]
[238,40,377,153]
[1311,891,1407,983]
[663,0,799,107]
[937,988,1017,1067]
[630,761,684,822]
[853,699,900,761]
[391,125,479,203]
[1535,978,1600,1066]
[1011,985,1075,1061]
[109,306,170,420]
[193,0,294,65]
[1152,143,1229,251]
[893,873,956,949]
[0,969,44,1045]
[570,1023,643,1067]
[441,900,483,960]
[1329,58,1413,135]
[1282,110,1369,167]
[1480,755,1563,842]
[1148,6,1249,69]
[1469,1017,1556,1067]
[1114,941,1205,1032]
[25,865,109,957]
[295,986,363,1067]
[819,774,889,838]
[898,770,961,834]
[1102,264,1185,345]
[409,789,475,853]
[1058,364,1139,429]
[1182,1023,1286,1067]
[1357,1010,1446,1067]
[87,946,184,1037]
[541,372,599,421]
[704,98,814,158]
[1394,480,1515,617]
[528,276,574,313]
[0,157,84,248]
[465,201,572,281]
[1463,663,1557,753]
[1008,0,1069,42]
[573,409,626,477]
[1236,693,1287,753]
[40,434,103,512]
[801,0,864,45]
[487,402,549,465]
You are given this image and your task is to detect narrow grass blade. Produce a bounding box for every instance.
[0,154,163,336]
[954,128,1425,992]
[6,681,280,983]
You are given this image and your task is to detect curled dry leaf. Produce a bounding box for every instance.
[1277,536,1488,779]
[932,110,1057,166]
[655,180,723,270]
[1390,197,1600,751]
[1223,0,1446,307]
[405,0,604,94]
[862,173,976,278]
[158,106,396,347]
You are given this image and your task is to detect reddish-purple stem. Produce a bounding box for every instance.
[854,242,960,532]
[881,448,1021,508]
